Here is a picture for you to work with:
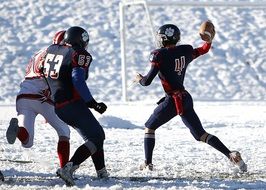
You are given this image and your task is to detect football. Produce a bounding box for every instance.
[199,20,215,42]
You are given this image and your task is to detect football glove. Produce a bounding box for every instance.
[134,73,144,83]
[86,99,107,114]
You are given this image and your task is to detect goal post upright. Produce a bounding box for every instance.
[119,0,266,102]
[120,0,156,102]
[119,2,127,102]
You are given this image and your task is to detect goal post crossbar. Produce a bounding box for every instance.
[121,0,266,8]
[119,0,266,102]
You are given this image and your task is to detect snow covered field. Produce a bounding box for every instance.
[0,101,266,189]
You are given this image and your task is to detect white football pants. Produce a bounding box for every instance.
[16,98,70,148]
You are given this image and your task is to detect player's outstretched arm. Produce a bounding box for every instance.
[135,65,159,86]
[133,73,143,83]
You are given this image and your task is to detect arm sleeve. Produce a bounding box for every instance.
[72,67,94,102]
[139,64,159,86]
[193,42,212,59]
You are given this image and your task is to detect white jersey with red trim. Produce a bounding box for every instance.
[18,49,48,96]
[25,49,46,79]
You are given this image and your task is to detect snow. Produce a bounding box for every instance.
[0,0,266,189]
[1,102,266,189]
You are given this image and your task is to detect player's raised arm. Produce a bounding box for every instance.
[199,20,215,43]
[193,20,215,59]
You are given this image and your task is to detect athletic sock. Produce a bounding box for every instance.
[70,144,91,166]
[57,140,70,168]
[17,127,29,144]
[144,133,155,164]
[91,149,105,171]
[207,135,231,158]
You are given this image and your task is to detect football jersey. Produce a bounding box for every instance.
[18,49,48,95]
[150,45,194,93]
[43,44,92,103]
[25,49,46,79]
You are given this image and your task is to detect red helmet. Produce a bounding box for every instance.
[52,30,66,44]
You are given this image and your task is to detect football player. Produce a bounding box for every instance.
[135,24,247,172]
[6,31,71,168]
[43,26,108,186]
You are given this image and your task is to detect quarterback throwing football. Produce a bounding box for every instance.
[135,22,247,172]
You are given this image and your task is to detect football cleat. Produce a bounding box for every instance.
[139,162,154,171]
[229,151,247,172]
[6,118,19,144]
[70,164,79,180]
[96,167,109,179]
[56,162,75,186]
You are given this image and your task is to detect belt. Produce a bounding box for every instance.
[55,98,80,109]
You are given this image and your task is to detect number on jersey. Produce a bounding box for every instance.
[175,56,185,75]
[43,53,63,79]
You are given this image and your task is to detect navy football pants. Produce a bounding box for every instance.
[145,92,206,141]
[55,99,105,149]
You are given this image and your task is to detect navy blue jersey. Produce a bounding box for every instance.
[140,42,211,94]
[43,44,92,103]
[152,45,193,92]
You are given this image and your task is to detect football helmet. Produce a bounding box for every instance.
[156,24,180,48]
[64,26,89,49]
[52,30,66,45]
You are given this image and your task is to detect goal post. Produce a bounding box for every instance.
[119,0,266,102]
[120,0,157,102]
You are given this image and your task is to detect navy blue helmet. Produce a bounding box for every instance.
[64,26,89,49]
[156,24,180,48]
